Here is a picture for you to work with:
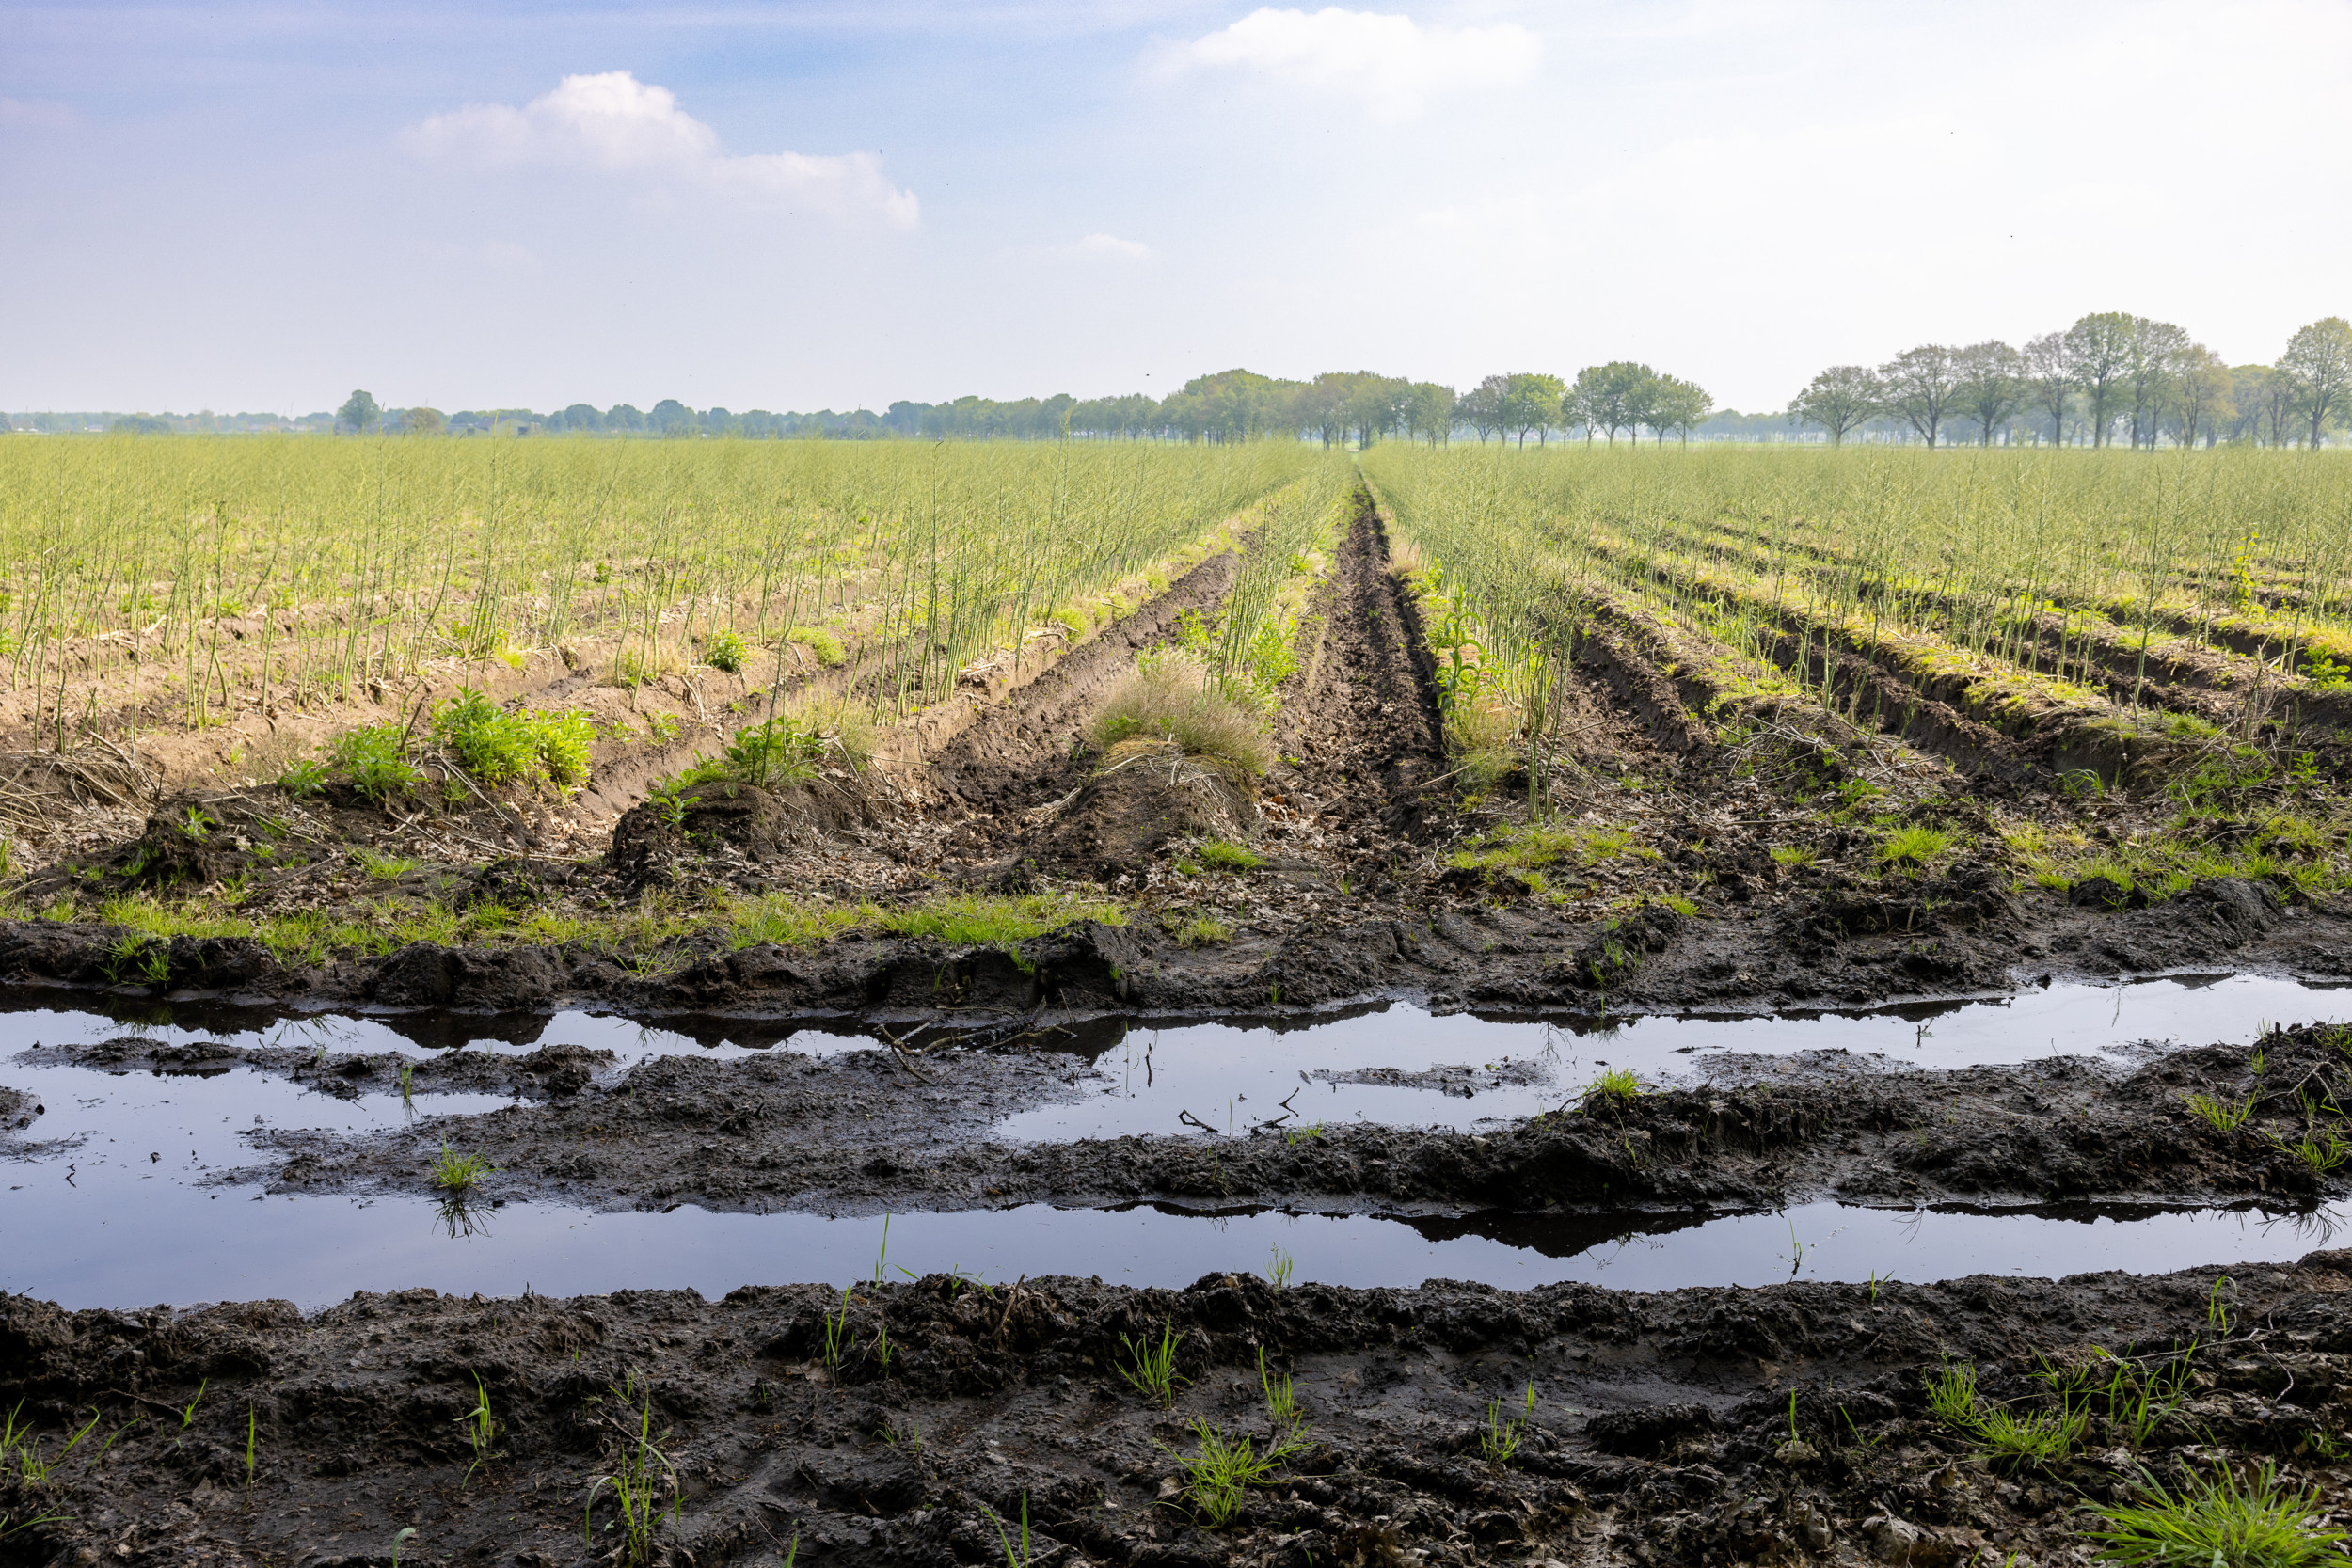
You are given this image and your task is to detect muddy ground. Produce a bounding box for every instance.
[3,1255,2349,1567]
[2,1015,2342,1224]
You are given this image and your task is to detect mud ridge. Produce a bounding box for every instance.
[3,1258,2349,1565]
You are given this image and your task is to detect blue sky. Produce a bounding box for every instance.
[6,0,2350,415]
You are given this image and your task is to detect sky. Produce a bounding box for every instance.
[6,0,2351,417]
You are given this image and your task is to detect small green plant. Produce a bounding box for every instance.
[1117,1319,1184,1408]
[330,724,422,800]
[1263,1244,1294,1291]
[1259,1348,1303,1434]
[2269,1125,2351,1173]
[2089,1460,2347,1568]
[432,1143,493,1196]
[1480,1382,1536,1465]
[356,847,420,880]
[179,1379,206,1431]
[179,806,214,842]
[2185,1090,2257,1133]
[1173,911,1233,947]
[396,1061,415,1108]
[788,625,847,667]
[1925,1360,1980,1428]
[1878,824,1951,867]
[1194,839,1265,872]
[2208,1275,2236,1336]
[980,1493,1033,1567]
[244,1402,258,1508]
[1582,1067,1642,1106]
[455,1372,500,1485]
[585,1391,680,1564]
[685,716,827,790]
[822,1286,852,1379]
[647,777,698,828]
[644,711,682,744]
[1769,844,1819,868]
[702,627,747,673]
[277,755,329,799]
[390,1527,419,1567]
[1162,1418,1306,1528]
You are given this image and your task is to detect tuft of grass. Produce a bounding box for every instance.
[1093,649,1271,776]
[1769,844,1820,868]
[585,1390,681,1565]
[1480,1382,1536,1465]
[432,1143,493,1195]
[356,848,420,880]
[880,893,1125,947]
[1924,1359,2089,1468]
[2185,1089,2258,1133]
[1172,911,1233,947]
[1116,1320,1184,1408]
[1878,824,1952,867]
[1581,1067,1643,1106]
[2089,1461,2347,1568]
[726,893,868,951]
[2268,1126,2351,1173]
[1161,1418,1308,1528]
[787,626,847,668]
[1193,839,1263,872]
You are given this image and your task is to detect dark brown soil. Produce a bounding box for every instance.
[4,1253,2348,1566]
[16,1020,2332,1222]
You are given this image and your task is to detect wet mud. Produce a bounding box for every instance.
[3,1255,2348,1566]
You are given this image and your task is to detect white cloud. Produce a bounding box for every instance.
[1072,232,1151,261]
[1167,8,1538,119]
[402,71,918,229]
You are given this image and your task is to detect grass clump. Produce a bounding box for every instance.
[1162,1418,1309,1528]
[1116,1320,1184,1408]
[2185,1089,2258,1133]
[1194,839,1264,872]
[1093,650,1271,777]
[788,626,847,668]
[1170,911,1232,947]
[1924,1359,2090,1469]
[881,893,1124,947]
[1450,821,1653,875]
[1878,824,1951,868]
[725,894,869,951]
[683,716,825,790]
[1582,1068,1643,1106]
[2089,1461,2347,1568]
[432,1144,494,1195]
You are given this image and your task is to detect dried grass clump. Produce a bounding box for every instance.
[1092,651,1271,778]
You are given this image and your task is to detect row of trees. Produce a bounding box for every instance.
[1788,315,2352,449]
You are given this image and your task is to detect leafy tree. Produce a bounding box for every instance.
[2023,334,2074,445]
[337,389,380,435]
[2122,318,2190,449]
[2278,316,2352,447]
[1454,376,1505,443]
[607,404,646,433]
[1879,344,1960,447]
[558,403,603,433]
[1404,382,1456,447]
[1501,372,1565,447]
[399,406,447,436]
[1574,362,1654,444]
[650,399,694,434]
[2061,313,2136,446]
[1951,341,2024,445]
[1787,366,1881,445]
[2166,347,2230,448]
[1650,375,1713,443]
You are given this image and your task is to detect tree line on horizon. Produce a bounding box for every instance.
[1788,313,2352,449]
[19,311,2352,448]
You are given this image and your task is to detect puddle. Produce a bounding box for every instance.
[996,974,2349,1139]
[6,972,2344,1144]
[2,1164,2335,1310]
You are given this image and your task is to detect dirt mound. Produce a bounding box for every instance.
[0,1084,40,1131]
[608,774,875,883]
[1009,742,1258,881]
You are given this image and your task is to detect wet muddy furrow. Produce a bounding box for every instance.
[2,1251,2346,1567]
[17,1019,2336,1221]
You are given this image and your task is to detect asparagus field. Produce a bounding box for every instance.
[2,436,2350,1568]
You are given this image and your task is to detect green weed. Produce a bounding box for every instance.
[1117,1320,1184,1408]
[585,1390,680,1564]
[1162,1418,1307,1528]
[2089,1461,2347,1568]
[1878,825,1951,867]
[1480,1382,1536,1465]
[432,1143,493,1195]
[702,627,746,673]
[2185,1090,2257,1133]
[1193,839,1264,872]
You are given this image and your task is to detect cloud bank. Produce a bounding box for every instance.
[402,71,919,229]
[1168,7,1539,119]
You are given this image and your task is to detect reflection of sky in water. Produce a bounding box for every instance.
[3,974,2345,1308]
